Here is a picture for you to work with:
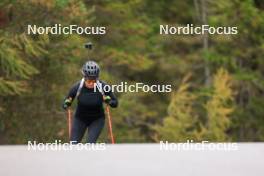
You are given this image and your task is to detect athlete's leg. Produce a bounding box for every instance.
[70,117,87,144]
[87,117,105,143]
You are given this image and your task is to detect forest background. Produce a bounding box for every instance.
[0,0,264,143]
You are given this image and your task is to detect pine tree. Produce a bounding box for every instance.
[204,68,234,141]
[154,74,203,141]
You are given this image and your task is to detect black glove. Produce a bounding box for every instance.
[62,98,72,110]
[103,96,111,105]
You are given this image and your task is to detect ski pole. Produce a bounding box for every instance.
[106,105,115,144]
[67,108,72,140]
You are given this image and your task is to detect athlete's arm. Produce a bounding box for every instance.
[66,81,80,100]
[62,81,80,109]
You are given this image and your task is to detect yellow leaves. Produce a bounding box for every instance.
[205,68,234,140]
[212,67,233,101]
[176,72,192,94]
[0,43,38,79]
[208,67,234,117]
[17,33,48,57]
[0,34,41,79]
[153,73,200,141]
[156,69,235,141]
[0,78,28,95]
[0,32,41,95]
[168,73,196,118]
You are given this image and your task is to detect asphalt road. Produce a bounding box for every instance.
[0,143,263,176]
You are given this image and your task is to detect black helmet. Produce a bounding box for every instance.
[82,61,100,79]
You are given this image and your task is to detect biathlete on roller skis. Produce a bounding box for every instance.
[62,43,118,143]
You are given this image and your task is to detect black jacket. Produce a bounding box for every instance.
[64,80,118,123]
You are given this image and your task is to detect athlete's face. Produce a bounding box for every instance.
[85,78,96,88]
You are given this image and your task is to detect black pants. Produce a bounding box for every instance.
[70,117,105,143]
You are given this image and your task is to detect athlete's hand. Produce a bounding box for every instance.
[62,97,72,110]
[103,96,111,105]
